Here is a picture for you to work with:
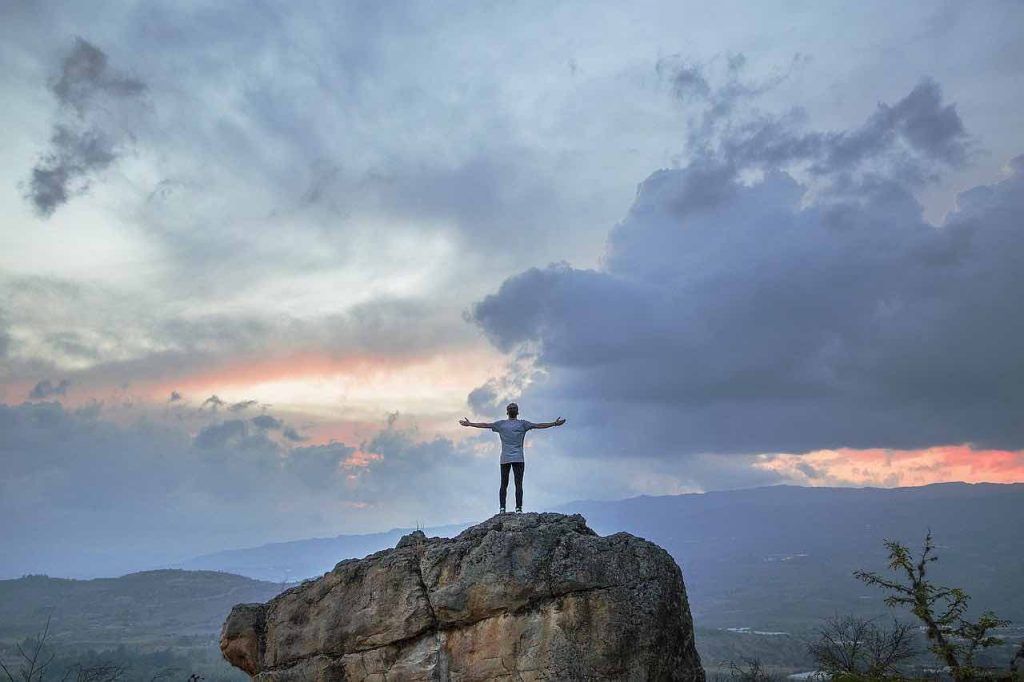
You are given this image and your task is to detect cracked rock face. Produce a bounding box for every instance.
[221,512,704,681]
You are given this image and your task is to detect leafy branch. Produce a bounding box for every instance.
[854,530,1011,680]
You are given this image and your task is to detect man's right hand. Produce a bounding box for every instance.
[459,417,471,426]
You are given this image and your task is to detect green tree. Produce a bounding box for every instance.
[854,530,1010,680]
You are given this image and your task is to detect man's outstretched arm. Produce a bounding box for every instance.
[459,417,494,428]
[531,417,566,429]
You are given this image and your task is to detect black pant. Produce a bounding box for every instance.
[499,462,525,509]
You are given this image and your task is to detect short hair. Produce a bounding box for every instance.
[506,402,519,412]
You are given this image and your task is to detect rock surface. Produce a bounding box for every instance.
[221,512,704,681]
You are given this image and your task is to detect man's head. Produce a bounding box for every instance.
[506,402,519,418]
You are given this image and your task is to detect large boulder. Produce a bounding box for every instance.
[221,512,703,681]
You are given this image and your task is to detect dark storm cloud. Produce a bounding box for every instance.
[471,80,1024,462]
[282,426,308,442]
[168,391,182,402]
[659,57,970,187]
[28,378,71,399]
[845,78,968,167]
[26,37,146,217]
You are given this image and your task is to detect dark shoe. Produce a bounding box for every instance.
[515,507,522,513]
[499,507,506,514]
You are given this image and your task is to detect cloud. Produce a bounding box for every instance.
[282,443,353,491]
[229,399,260,412]
[28,378,70,399]
[465,353,541,414]
[248,414,307,442]
[50,37,145,113]
[0,401,494,577]
[193,419,245,449]
[470,78,1024,473]
[467,382,499,414]
[344,419,491,509]
[0,313,9,359]
[25,37,146,217]
[4,18,984,416]
[193,418,278,452]
[200,394,225,411]
[6,3,667,310]
[755,445,1024,488]
[168,391,182,402]
[0,275,483,400]
[250,414,282,430]
[656,57,970,188]
[0,4,1022,590]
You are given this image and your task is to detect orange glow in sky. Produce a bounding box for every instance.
[755,444,1024,487]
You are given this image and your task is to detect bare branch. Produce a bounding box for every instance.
[0,656,17,682]
[808,614,915,678]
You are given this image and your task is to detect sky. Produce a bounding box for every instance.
[1,0,1023,578]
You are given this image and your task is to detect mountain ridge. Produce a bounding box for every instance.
[180,481,1024,580]
[184,481,1024,631]
[3,482,1022,677]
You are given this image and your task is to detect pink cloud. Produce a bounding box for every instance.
[342,449,383,470]
[756,444,1024,487]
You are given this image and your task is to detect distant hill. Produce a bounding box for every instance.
[561,482,1024,630]
[10,484,1018,657]
[181,482,1024,631]
[0,569,284,648]
[3,483,1022,677]
[179,523,470,582]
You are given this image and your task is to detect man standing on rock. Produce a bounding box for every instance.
[460,402,566,514]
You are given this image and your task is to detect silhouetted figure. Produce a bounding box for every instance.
[460,402,566,513]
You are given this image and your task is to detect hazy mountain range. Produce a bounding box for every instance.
[179,481,1024,630]
[4,482,1022,677]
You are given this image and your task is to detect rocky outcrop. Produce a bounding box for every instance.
[221,512,703,681]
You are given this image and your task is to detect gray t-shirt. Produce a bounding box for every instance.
[490,419,537,464]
